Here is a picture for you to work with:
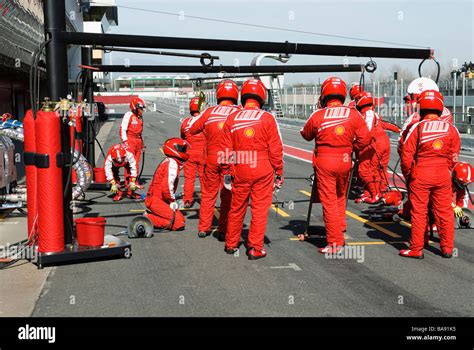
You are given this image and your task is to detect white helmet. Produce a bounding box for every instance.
[407,77,439,96]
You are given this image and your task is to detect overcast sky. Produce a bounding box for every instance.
[107,0,473,85]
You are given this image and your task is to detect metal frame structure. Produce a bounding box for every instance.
[93,64,364,74]
[41,0,433,266]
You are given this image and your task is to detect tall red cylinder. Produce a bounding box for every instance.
[35,110,65,253]
[23,110,37,243]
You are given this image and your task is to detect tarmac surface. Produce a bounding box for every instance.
[30,102,474,317]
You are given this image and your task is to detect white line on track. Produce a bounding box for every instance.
[270,263,302,271]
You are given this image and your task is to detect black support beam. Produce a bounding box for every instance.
[60,32,433,60]
[43,0,73,245]
[93,64,364,74]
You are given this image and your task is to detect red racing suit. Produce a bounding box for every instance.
[180,116,206,204]
[104,145,137,196]
[120,111,144,178]
[145,157,185,231]
[398,107,452,155]
[223,107,284,251]
[301,104,371,246]
[401,116,461,253]
[356,108,378,199]
[372,114,401,191]
[189,104,241,233]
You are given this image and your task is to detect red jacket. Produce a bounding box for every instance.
[146,157,182,204]
[120,111,143,143]
[188,105,240,160]
[223,107,284,174]
[399,107,452,147]
[400,116,461,179]
[104,144,137,182]
[180,116,206,161]
[300,105,371,156]
[453,186,469,208]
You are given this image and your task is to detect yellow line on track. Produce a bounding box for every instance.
[129,209,145,213]
[299,190,312,197]
[298,188,403,239]
[345,210,402,239]
[271,205,291,218]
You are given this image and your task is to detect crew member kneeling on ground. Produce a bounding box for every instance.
[145,138,188,231]
[104,144,139,201]
[223,79,284,260]
[452,162,474,217]
[400,90,461,259]
[180,97,206,208]
[300,77,371,254]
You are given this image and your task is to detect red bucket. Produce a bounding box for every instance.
[93,167,107,183]
[75,217,106,247]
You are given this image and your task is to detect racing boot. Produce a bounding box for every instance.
[247,247,267,260]
[318,244,345,254]
[441,248,453,258]
[198,231,210,238]
[113,190,123,202]
[364,193,381,204]
[399,249,424,259]
[225,246,238,255]
[127,192,142,200]
[355,191,371,204]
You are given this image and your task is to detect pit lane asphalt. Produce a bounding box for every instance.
[32,102,474,317]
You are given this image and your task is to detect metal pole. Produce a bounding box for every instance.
[393,80,401,123]
[303,86,307,118]
[400,79,404,119]
[462,73,466,122]
[453,72,457,121]
[43,0,73,245]
[81,46,95,168]
[377,81,380,115]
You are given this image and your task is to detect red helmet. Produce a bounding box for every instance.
[355,91,374,111]
[163,137,189,162]
[1,113,13,122]
[382,190,403,206]
[241,79,266,107]
[130,97,146,113]
[453,162,474,188]
[111,144,128,167]
[349,84,362,100]
[418,90,444,115]
[216,80,239,104]
[189,97,200,114]
[320,77,346,107]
